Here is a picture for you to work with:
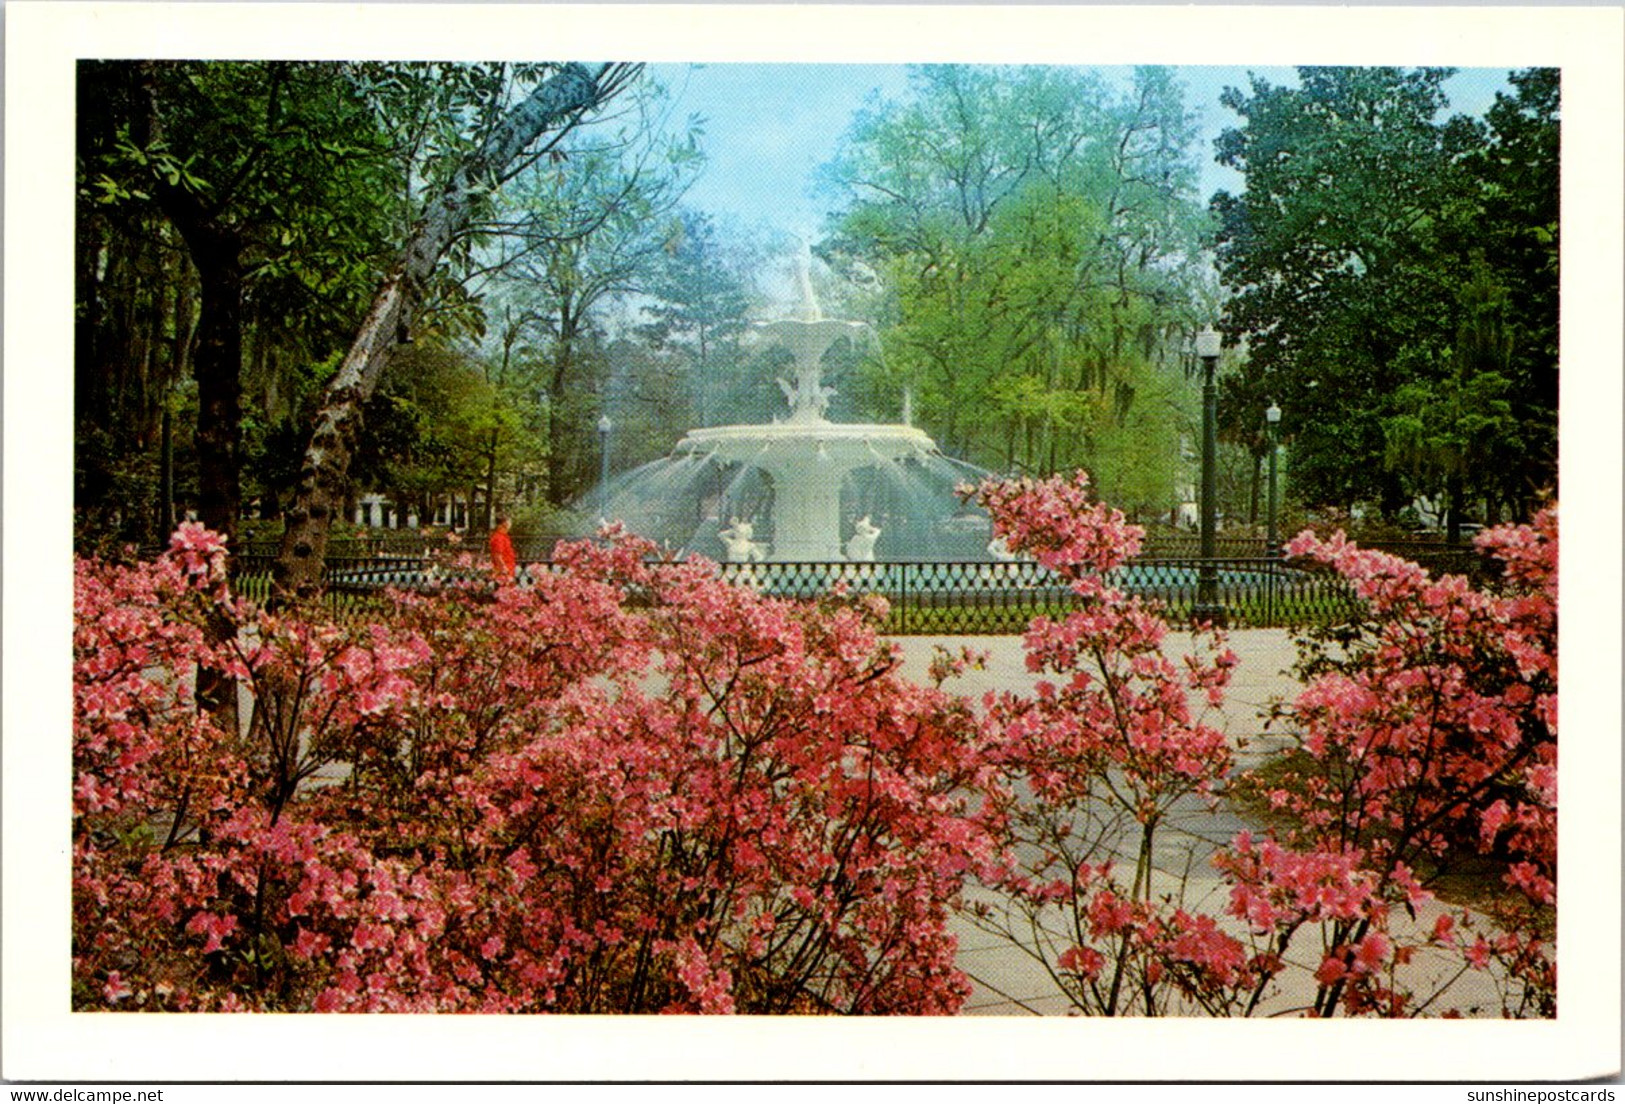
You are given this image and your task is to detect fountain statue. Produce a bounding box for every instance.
[581,246,995,562]
[845,515,881,562]
[718,517,769,563]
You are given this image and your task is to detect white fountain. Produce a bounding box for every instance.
[671,261,938,561]
[585,248,993,562]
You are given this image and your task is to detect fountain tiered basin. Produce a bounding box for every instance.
[672,421,941,562]
[588,278,995,563]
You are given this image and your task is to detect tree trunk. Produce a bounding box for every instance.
[138,207,245,546]
[1248,451,1262,526]
[1445,471,1464,545]
[136,64,246,545]
[272,63,612,604]
[160,407,176,537]
[189,245,246,543]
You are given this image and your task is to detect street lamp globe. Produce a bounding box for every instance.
[1266,402,1281,425]
[1195,328,1222,359]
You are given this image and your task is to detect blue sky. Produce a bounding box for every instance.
[648,63,1510,237]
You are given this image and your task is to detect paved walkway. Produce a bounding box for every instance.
[890,628,1308,785]
[886,629,1509,1018]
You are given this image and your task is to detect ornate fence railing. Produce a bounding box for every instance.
[230,554,1362,633]
[1139,534,1490,581]
[710,558,1360,632]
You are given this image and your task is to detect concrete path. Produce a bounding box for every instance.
[890,627,1309,785]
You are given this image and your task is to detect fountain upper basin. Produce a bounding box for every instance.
[676,422,937,461]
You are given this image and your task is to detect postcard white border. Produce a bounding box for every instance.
[5,2,1621,1083]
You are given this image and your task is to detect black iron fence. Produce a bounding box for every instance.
[236,534,567,563]
[709,558,1359,633]
[240,534,1486,573]
[1139,534,1490,582]
[230,553,1361,634]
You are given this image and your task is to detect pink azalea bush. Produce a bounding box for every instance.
[1216,507,1556,1017]
[74,526,992,1012]
[962,475,1556,1017]
[967,475,1252,1015]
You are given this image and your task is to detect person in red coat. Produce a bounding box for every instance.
[489,515,517,583]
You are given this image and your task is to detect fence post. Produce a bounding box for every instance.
[1266,557,1277,627]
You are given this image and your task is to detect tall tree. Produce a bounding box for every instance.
[479,86,701,506]
[1442,68,1559,516]
[273,63,642,602]
[1382,261,1518,540]
[81,61,404,544]
[822,65,1210,516]
[636,209,753,427]
[73,154,195,548]
[1210,67,1557,521]
[351,344,525,525]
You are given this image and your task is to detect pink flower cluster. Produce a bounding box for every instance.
[968,472,1143,583]
[73,527,991,1013]
[1049,871,1272,1015]
[964,476,1556,1018]
[966,474,1246,1015]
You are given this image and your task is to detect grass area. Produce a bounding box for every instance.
[229,572,401,623]
[1215,591,1364,630]
[885,600,1065,636]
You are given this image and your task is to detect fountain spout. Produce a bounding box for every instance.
[795,238,821,322]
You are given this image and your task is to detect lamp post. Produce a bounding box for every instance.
[1265,402,1282,556]
[597,414,613,525]
[1193,328,1227,628]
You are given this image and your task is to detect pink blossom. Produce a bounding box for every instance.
[1058,945,1106,979]
[102,971,133,1003]
[1352,933,1391,974]
[1315,954,1348,986]
[70,492,1556,1019]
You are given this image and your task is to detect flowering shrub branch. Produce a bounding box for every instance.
[965,475,1247,1015]
[1220,508,1556,1017]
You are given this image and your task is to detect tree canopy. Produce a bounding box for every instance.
[73,61,1560,562]
[820,65,1214,518]
[1211,66,1558,525]
[77,60,405,545]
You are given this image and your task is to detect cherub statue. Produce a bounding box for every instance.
[719,517,768,563]
[778,373,835,421]
[845,515,881,562]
